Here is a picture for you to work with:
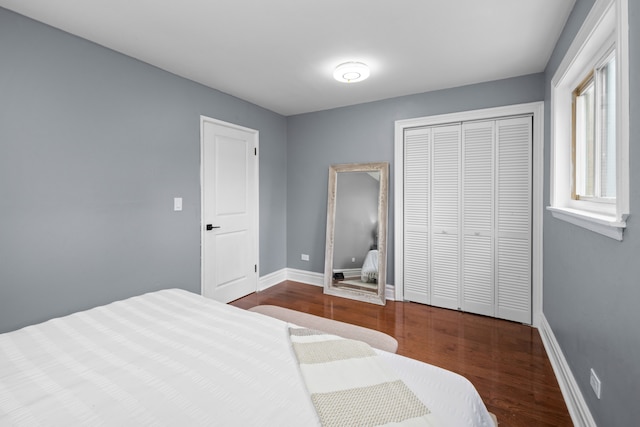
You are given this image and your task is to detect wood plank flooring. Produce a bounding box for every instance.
[230,281,572,427]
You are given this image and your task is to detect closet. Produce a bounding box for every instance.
[403,116,531,324]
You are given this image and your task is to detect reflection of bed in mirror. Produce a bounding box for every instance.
[324,162,388,305]
[331,248,378,292]
[361,249,378,283]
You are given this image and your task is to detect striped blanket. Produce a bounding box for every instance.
[289,327,437,426]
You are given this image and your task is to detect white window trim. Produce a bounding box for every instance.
[549,0,629,241]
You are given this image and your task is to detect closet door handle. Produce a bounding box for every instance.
[206,224,221,231]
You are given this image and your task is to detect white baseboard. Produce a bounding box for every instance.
[261,268,396,301]
[385,284,395,301]
[258,268,287,291]
[538,314,596,427]
[286,268,324,287]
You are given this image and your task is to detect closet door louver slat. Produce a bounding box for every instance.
[461,121,495,317]
[403,129,430,304]
[496,117,532,324]
[430,125,460,310]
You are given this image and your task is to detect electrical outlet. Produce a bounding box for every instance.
[301,254,309,261]
[352,257,356,262]
[590,368,601,399]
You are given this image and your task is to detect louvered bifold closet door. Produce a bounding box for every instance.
[403,128,430,304]
[496,117,532,324]
[430,125,461,310]
[461,121,495,317]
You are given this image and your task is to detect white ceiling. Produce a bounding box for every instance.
[1,0,575,116]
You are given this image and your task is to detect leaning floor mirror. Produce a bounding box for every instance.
[324,162,389,305]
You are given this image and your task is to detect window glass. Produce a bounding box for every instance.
[572,53,616,202]
[574,79,595,198]
[600,56,616,198]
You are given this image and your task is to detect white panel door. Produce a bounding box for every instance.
[430,125,460,310]
[461,121,495,317]
[202,118,258,303]
[403,128,430,304]
[496,117,532,323]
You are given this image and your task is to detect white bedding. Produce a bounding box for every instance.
[361,249,379,283]
[0,289,494,426]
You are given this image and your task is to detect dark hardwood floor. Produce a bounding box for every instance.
[231,281,572,427]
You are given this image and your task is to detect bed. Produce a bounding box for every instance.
[361,249,378,283]
[0,289,495,426]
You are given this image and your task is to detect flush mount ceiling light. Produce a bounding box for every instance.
[333,62,370,83]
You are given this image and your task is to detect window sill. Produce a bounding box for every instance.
[546,206,626,240]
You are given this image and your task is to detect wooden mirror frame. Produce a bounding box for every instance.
[323,162,389,305]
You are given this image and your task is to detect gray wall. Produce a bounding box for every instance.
[0,8,288,333]
[286,74,545,283]
[543,0,640,425]
[333,172,379,270]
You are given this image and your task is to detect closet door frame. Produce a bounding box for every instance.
[394,102,544,326]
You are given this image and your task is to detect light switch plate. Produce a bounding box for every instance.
[173,197,183,211]
[590,368,601,399]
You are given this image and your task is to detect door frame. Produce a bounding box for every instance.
[394,101,544,326]
[200,115,260,298]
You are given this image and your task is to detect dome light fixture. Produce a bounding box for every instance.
[333,62,370,83]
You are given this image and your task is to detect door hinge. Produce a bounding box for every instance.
[254,147,257,156]
[254,264,257,273]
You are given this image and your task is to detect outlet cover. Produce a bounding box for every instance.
[590,368,601,399]
[301,254,309,261]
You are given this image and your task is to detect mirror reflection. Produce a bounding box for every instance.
[324,162,388,305]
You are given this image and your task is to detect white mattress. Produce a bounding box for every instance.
[0,289,495,426]
[361,249,379,283]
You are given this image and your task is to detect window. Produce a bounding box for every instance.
[572,51,615,202]
[549,0,629,240]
